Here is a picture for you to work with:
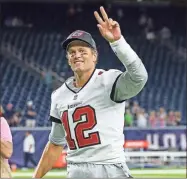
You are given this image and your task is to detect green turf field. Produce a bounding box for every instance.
[12,168,186,178]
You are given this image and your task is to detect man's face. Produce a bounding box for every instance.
[6,104,13,111]
[66,40,97,73]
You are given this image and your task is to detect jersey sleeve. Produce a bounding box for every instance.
[103,69,123,100]
[114,60,148,102]
[109,36,148,102]
[49,92,61,124]
[49,122,66,146]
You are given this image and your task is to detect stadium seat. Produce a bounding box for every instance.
[1,25,186,126]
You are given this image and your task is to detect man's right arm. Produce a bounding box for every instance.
[33,90,66,178]
[33,141,63,178]
[33,121,66,178]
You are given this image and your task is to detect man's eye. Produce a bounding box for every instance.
[80,50,84,53]
[70,52,75,55]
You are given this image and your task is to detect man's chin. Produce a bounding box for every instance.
[73,67,84,73]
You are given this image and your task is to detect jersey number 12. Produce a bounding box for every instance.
[61,105,101,150]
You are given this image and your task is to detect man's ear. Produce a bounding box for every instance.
[92,50,98,64]
[66,54,71,66]
[92,50,97,61]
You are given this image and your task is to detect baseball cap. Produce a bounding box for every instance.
[61,30,97,50]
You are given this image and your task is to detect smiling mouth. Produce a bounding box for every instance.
[74,61,83,64]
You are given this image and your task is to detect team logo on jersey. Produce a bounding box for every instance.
[73,94,78,100]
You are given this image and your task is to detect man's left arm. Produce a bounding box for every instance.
[94,7,148,102]
[110,36,148,102]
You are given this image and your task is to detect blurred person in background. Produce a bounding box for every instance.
[3,103,16,126]
[175,111,181,126]
[23,131,37,170]
[125,100,130,110]
[141,108,148,118]
[160,26,171,41]
[145,17,156,41]
[14,110,22,126]
[136,108,147,128]
[124,109,133,127]
[25,101,37,127]
[117,8,124,21]
[41,68,53,87]
[167,110,176,126]
[0,106,13,178]
[131,101,140,122]
[10,110,22,127]
[149,110,157,127]
[158,107,167,128]
[138,12,148,34]
[4,16,24,27]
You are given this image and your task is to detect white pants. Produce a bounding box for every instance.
[26,120,36,127]
[67,163,133,178]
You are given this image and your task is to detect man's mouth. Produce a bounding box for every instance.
[74,61,83,64]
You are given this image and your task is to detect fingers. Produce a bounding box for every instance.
[108,18,113,29]
[111,20,119,27]
[109,19,119,28]
[97,24,105,36]
[94,6,109,25]
[94,11,104,25]
[100,6,109,22]
[108,18,119,29]
[94,6,119,29]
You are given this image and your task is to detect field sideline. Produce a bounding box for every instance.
[12,168,186,178]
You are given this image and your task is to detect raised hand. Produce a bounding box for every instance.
[94,6,121,43]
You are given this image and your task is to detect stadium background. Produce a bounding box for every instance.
[0,0,186,178]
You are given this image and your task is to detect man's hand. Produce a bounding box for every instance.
[94,6,121,43]
[33,142,63,178]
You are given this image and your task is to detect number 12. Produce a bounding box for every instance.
[61,105,101,150]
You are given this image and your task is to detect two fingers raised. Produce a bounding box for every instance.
[94,6,110,25]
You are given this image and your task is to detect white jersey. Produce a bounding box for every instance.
[50,69,126,164]
[49,36,148,164]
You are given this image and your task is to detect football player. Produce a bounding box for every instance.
[33,6,148,178]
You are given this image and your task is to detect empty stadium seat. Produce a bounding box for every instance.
[1,26,186,126]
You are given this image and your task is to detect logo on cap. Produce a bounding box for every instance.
[69,30,84,38]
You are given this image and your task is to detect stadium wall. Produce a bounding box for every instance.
[9,127,186,168]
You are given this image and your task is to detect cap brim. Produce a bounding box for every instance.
[61,38,93,50]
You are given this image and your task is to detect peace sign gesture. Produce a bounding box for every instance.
[94,6,121,43]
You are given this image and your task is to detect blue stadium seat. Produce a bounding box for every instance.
[1,27,186,126]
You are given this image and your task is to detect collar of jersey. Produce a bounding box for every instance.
[65,68,96,94]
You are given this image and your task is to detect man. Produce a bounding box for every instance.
[124,109,133,127]
[3,103,15,126]
[0,106,13,178]
[25,101,37,127]
[33,6,148,178]
[23,131,37,169]
[136,108,147,128]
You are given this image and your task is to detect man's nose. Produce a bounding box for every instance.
[74,51,82,58]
